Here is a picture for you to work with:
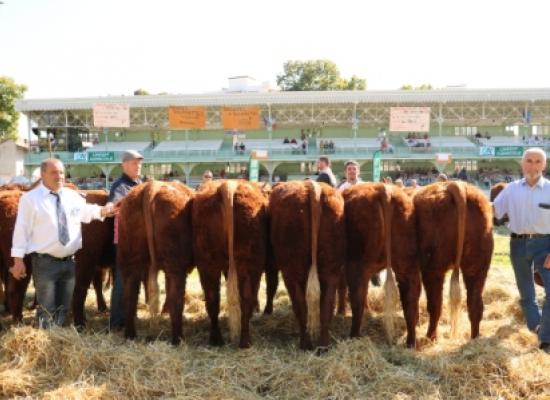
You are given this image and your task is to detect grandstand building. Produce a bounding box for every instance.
[16,88,550,188]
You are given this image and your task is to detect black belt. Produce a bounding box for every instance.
[31,252,74,262]
[510,233,550,239]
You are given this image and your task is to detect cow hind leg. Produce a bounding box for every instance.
[7,274,31,323]
[263,262,278,315]
[238,271,260,349]
[73,260,96,328]
[165,272,185,346]
[336,271,347,316]
[123,273,141,340]
[93,268,108,313]
[199,268,224,346]
[348,265,367,338]
[422,270,445,340]
[397,272,421,348]
[319,275,338,349]
[285,277,313,350]
[462,265,489,339]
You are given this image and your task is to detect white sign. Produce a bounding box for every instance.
[73,152,88,161]
[93,103,130,128]
[389,107,431,132]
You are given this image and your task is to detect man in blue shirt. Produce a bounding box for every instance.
[493,147,550,352]
[108,150,143,330]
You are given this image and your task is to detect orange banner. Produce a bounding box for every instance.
[221,107,261,130]
[168,106,206,129]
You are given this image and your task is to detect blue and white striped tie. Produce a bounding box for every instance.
[50,191,70,245]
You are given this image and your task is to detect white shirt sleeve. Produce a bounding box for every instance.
[11,194,34,258]
[492,186,509,220]
[76,194,104,223]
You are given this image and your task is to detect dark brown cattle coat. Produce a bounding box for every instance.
[117,181,194,345]
[414,181,493,340]
[269,181,345,350]
[0,190,32,323]
[343,183,421,347]
[72,190,115,328]
[192,180,268,348]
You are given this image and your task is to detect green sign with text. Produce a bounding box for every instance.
[495,146,524,157]
[87,151,115,162]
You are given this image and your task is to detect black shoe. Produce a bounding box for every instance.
[539,343,550,353]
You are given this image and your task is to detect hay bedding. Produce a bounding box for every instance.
[1,268,550,399]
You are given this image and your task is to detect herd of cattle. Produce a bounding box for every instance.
[0,178,496,350]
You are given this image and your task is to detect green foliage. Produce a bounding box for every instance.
[0,76,27,140]
[133,88,150,95]
[400,84,433,90]
[277,60,366,91]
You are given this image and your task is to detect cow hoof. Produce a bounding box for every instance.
[315,346,330,356]
[299,339,314,351]
[209,333,225,347]
[263,306,273,315]
[74,324,85,333]
[171,337,182,346]
[239,339,252,349]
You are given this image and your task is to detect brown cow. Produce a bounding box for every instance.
[0,190,32,323]
[72,190,115,328]
[270,181,345,350]
[117,181,194,345]
[344,183,421,347]
[414,181,493,340]
[193,180,268,348]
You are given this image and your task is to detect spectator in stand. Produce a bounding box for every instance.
[290,137,297,145]
[320,140,325,151]
[283,137,290,144]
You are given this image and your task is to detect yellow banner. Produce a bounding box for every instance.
[168,106,206,129]
[221,107,261,130]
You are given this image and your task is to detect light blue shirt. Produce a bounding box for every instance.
[493,177,550,234]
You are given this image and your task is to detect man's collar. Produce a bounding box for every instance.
[38,182,63,197]
[520,176,545,188]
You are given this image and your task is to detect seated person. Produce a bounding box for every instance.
[283,137,290,144]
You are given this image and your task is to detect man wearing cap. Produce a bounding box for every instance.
[10,158,114,328]
[107,149,144,330]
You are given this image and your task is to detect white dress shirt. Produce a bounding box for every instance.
[338,178,363,192]
[493,177,550,234]
[11,183,104,258]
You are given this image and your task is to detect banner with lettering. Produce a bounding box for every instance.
[168,106,207,129]
[389,107,431,132]
[221,107,261,130]
[93,103,130,128]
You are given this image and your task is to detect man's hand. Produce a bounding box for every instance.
[101,202,120,218]
[9,258,27,280]
[544,253,550,270]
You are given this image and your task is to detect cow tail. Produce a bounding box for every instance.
[382,184,398,342]
[306,181,322,340]
[143,181,160,318]
[447,181,466,338]
[221,180,241,342]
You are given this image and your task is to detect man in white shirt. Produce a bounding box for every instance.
[338,160,362,192]
[493,147,550,353]
[317,156,337,187]
[10,158,114,328]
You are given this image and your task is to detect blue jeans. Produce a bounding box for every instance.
[31,254,75,329]
[109,260,125,329]
[510,236,550,343]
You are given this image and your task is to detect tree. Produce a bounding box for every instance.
[400,84,433,90]
[133,88,150,95]
[277,60,366,91]
[0,76,27,140]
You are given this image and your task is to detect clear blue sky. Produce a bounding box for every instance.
[1,0,550,99]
